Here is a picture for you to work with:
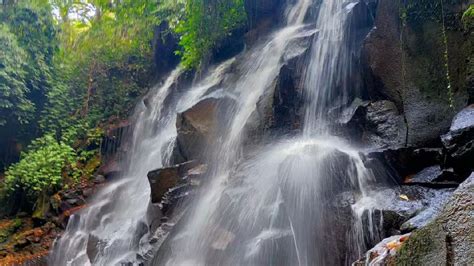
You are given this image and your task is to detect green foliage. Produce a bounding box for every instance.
[3,118,103,205]
[5,6,57,93]
[175,0,246,69]
[48,0,158,126]
[0,24,33,126]
[4,135,78,199]
[402,0,464,23]
[0,3,59,168]
[462,5,474,29]
[0,0,249,213]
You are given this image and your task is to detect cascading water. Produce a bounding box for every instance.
[52,0,385,265]
[158,0,383,265]
[49,69,182,265]
[49,59,236,265]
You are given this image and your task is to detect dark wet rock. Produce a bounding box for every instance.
[363,147,443,183]
[363,101,407,148]
[82,188,94,198]
[101,120,131,158]
[404,165,462,188]
[362,0,470,147]
[353,184,455,264]
[244,0,285,27]
[148,162,179,205]
[93,174,106,184]
[380,210,407,237]
[65,198,84,206]
[147,161,203,204]
[282,26,317,63]
[266,64,304,132]
[98,158,122,180]
[59,191,86,208]
[86,234,100,263]
[351,185,452,239]
[394,173,474,265]
[251,27,316,137]
[152,22,180,78]
[335,98,369,126]
[212,27,246,64]
[408,166,442,184]
[174,97,237,162]
[343,99,407,148]
[347,1,375,49]
[441,105,474,175]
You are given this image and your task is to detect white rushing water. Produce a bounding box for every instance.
[50,59,235,265]
[52,0,383,265]
[159,0,381,265]
[159,0,315,264]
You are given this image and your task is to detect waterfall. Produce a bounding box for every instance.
[158,0,315,265]
[49,59,235,265]
[52,0,384,265]
[303,0,358,135]
[159,0,382,265]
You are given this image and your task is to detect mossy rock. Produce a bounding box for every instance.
[394,174,474,265]
[395,223,447,265]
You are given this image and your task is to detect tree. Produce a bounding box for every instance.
[0,24,32,127]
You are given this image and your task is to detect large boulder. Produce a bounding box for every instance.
[394,173,474,265]
[441,105,474,175]
[342,99,408,148]
[356,174,473,265]
[248,26,316,139]
[353,185,454,241]
[173,97,236,162]
[362,0,471,146]
[147,161,204,205]
[363,147,443,183]
[404,165,464,189]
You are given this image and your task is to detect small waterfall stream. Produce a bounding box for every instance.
[51,0,386,265]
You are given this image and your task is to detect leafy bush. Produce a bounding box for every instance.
[4,135,78,199]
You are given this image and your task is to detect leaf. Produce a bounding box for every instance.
[399,194,410,201]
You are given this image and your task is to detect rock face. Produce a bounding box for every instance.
[152,22,180,78]
[141,161,207,264]
[343,99,407,148]
[394,174,474,265]
[147,161,203,205]
[441,105,474,175]
[362,0,471,146]
[244,0,285,27]
[174,97,236,162]
[245,26,318,140]
[363,147,443,183]
[357,174,473,265]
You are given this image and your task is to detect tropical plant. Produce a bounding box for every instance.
[4,135,78,199]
